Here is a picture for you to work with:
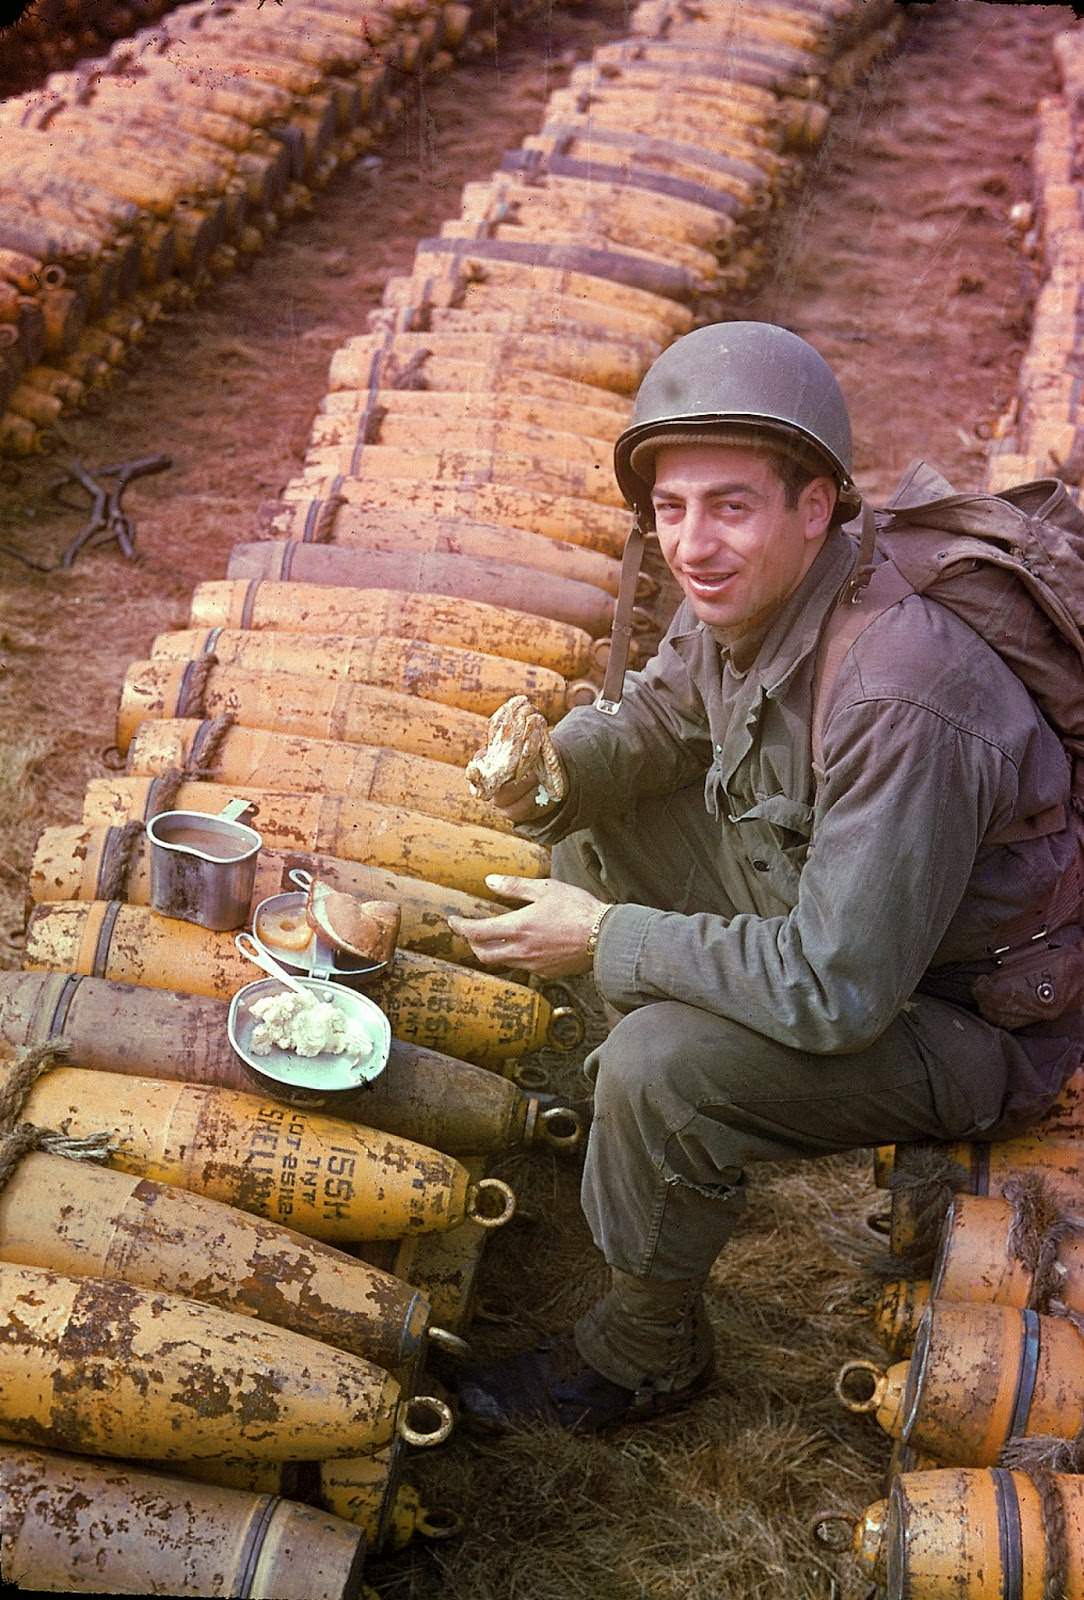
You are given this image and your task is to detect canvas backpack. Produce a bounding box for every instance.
[811,458,1084,1030]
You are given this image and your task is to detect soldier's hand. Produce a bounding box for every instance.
[448,875,605,978]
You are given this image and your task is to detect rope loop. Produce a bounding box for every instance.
[0,1043,114,1196]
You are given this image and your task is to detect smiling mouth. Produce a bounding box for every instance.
[684,571,736,594]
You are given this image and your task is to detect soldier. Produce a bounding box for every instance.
[448,322,1084,1431]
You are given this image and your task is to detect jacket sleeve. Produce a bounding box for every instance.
[520,601,714,844]
[592,692,1019,1053]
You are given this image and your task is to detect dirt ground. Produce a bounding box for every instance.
[0,1,1077,1596]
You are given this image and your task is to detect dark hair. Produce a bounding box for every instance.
[747,438,840,518]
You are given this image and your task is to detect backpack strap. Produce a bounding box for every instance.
[810,555,915,779]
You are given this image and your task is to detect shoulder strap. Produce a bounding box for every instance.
[810,555,915,778]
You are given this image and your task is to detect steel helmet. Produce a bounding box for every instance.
[614,321,859,525]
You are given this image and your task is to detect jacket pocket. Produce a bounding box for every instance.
[972,939,1084,1030]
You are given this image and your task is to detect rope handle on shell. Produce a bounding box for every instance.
[0,1042,115,1192]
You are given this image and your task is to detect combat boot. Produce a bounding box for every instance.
[455,1269,714,1433]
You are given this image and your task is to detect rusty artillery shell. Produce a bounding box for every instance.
[190,577,595,677]
[327,328,648,397]
[11,1062,513,1242]
[847,1301,1084,1465]
[24,900,558,1064]
[115,656,490,764]
[81,776,546,898]
[123,718,513,830]
[296,440,625,519]
[459,168,735,254]
[326,348,632,415]
[287,451,629,537]
[148,626,570,721]
[0,972,577,1155]
[314,383,627,441]
[933,1191,1084,1316]
[878,1467,1084,1599]
[256,497,622,595]
[313,407,614,471]
[0,1445,367,1596]
[0,1260,402,1459]
[319,1442,459,1552]
[30,829,492,968]
[224,542,621,634]
[0,1151,430,1374]
[873,1278,931,1357]
[889,1136,1084,1256]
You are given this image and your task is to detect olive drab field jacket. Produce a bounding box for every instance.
[526,528,1082,1056]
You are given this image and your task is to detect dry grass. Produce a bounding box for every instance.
[368,984,895,1600]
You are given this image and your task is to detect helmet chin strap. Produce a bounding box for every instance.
[841,500,878,605]
[596,513,648,716]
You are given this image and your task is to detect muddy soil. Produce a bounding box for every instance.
[0,1,1075,1596]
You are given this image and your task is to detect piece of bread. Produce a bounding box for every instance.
[305,878,401,963]
[258,905,314,953]
[464,693,567,803]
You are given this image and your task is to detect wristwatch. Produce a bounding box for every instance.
[585,903,614,958]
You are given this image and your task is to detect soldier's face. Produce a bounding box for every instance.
[650,443,835,636]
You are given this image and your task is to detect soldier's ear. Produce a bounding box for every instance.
[803,476,837,539]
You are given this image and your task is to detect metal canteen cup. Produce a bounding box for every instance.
[146,797,261,931]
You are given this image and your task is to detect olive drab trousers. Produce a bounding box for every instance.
[552,783,1077,1284]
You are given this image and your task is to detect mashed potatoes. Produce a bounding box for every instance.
[248,990,373,1060]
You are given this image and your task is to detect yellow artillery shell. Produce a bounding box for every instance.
[115,657,489,764]
[326,352,632,415]
[280,475,629,557]
[631,2,829,52]
[81,777,545,898]
[296,442,626,514]
[0,1150,429,1375]
[889,1135,1084,1257]
[458,171,733,254]
[874,1468,1084,1600]
[124,719,513,830]
[15,1063,508,1241]
[452,191,728,283]
[190,579,595,678]
[24,902,556,1063]
[380,270,675,349]
[0,972,581,1157]
[0,1445,367,1598]
[0,1260,401,1459]
[258,498,622,595]
[409,240,694,334]
[520,128,778,208]
[320,1446,458,1552]
[541,88,782,155]
[402,251,690,342]
[933,1192,1084,1318]
[148,627,570,721]
[872,1278,930,1357]
[311,408,613,471]
[327,329,648,397]
[840,1301,1084,1464]
[30,829,492,969]
[315,383,628,441]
